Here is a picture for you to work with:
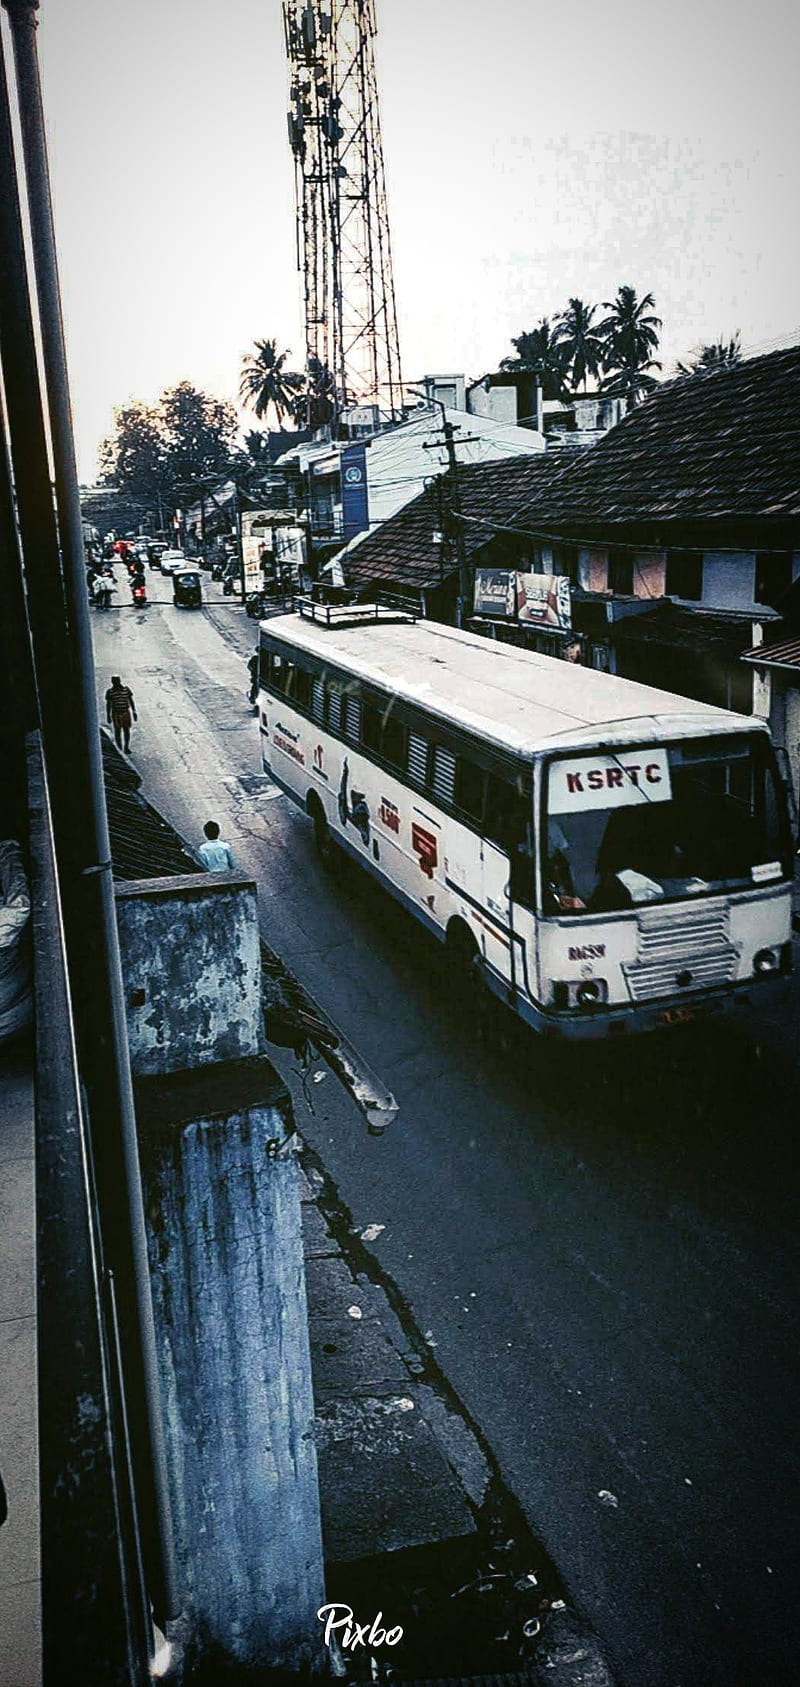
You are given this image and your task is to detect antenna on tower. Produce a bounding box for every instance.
[283,0,404,430]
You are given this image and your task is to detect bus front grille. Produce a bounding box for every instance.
[623,902,737,1001]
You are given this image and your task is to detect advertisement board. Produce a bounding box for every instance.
[341,442,369,544]
[241,510,273,593]
[472,569,571,630]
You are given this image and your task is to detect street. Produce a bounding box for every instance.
[94,571,800,1687]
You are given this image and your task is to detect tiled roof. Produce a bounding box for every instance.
[345,453,566,590]
[343,347,800,588]
[512,346,800,530]
[102,733,199,880]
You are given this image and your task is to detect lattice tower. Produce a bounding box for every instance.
[283,0,403,424]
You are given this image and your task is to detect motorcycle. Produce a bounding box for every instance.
[131,579,147,608]
[245,590,268,619]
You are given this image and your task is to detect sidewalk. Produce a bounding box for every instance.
[0,1042,40,1687]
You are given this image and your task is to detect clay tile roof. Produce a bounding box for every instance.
[344,347,800,589]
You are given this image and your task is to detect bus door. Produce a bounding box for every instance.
[481,774,535,998]
[478,836,515,989]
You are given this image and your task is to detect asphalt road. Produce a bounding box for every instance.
[93,569,800,1687]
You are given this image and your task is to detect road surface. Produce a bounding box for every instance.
[93,568,800,1687]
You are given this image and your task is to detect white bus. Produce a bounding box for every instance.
[258,603,793,1039]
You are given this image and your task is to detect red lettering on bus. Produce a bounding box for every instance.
[646,763,662,783]
[587,769,604,790]
[566,772,583,793]
[606,768,623,788]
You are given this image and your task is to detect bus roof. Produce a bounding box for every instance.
[263,612,758,758]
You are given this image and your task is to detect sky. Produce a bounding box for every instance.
[23,0,800,481]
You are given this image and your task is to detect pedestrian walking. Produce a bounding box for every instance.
[197,821,234,872]
[247,649,259,706]
[105,675,137,753]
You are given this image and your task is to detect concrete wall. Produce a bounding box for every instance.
[139,1078,324,1674]
[115,875,263,1075]
[467,383,518,425]
[633,549,666,598]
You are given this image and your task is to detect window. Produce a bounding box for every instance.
[344,694,361,742]
[289,664,311,709]
[381,711,407,770]
[666,550,703,600]
[311,676,325,723]
[755,551,792,610]
[327,685,342,733]
[361,702,382,754]
[432,745,456,806]
[407,731,429,786]
[454,756,485,822]
[608,550,634,596]
[485,774,527,850]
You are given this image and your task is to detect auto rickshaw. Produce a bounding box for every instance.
[172,564,203,609]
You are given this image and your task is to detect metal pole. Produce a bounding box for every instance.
[1,0,178,1625]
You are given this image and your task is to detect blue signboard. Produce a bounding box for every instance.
[341,443,369,544]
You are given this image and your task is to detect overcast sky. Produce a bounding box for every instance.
[25,0,800,479]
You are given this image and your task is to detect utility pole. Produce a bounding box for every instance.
[414,391,478,624]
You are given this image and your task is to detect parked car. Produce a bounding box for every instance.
[159,549,187,576]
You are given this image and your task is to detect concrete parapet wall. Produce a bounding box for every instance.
[115,874,263,1075]
[137,1062,325,1674]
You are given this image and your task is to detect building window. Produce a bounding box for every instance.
[755,551,792,610]
[666,550,703,601]
[608,550,634,595]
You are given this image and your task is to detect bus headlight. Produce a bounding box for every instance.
[753,947,779,975]
[576,979,607,1009]
[552,979,609,1010]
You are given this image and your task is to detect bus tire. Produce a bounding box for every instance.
[445,919,481,989]
[307,793,335,867]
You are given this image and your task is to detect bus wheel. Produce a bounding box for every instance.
[445,920,481,991]
[308,795,335,867]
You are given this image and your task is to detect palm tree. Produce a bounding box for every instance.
[239,339,303,426]
[294,356,338,429]
[598,285,662,405]
[553,298,605,393]
[676,333,742,377]
[500,319,570,401]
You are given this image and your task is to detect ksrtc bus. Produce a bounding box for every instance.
[258,604,793,1038]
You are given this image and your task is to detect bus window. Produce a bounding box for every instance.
[344,694,362,742]
[381,712,407,770]
[362,702,382,754]
[432,745,456,807]
[455,756,485,823]
[485,774,528,850]
[289,664,311,709]
[311,676,325,723]
[408,731,429,787]
[327,685,342,733]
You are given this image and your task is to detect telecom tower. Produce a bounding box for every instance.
[283,0,403,426]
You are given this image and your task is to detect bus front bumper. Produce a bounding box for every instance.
[491,970,792,1040]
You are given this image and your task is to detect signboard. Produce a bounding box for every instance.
[549,748,672,814]
[473,569,516,618]
[472,569,571,630]
[518,572,572,631]
[241,509,273,593]
[341,442,369,544]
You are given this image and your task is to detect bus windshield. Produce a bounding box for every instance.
[544,733,790,916]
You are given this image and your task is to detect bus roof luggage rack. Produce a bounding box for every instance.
[293,594,417,629]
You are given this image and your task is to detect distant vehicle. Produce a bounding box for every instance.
[149,541,168,569]
[159,549,187,576]
[172,565,202,609]
[258,605,794,1040]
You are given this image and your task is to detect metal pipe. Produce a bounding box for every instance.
[0,0,178,1624]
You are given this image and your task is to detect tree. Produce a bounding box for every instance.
[598,285,662,404]
[239,338,304,426]
[98,383,239,520]
[298,356,337,429]
[160,381,238,490]
[553,298,605,393]
[98,400,168,501]
[500,319,570,401]
[676,333,742,377]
